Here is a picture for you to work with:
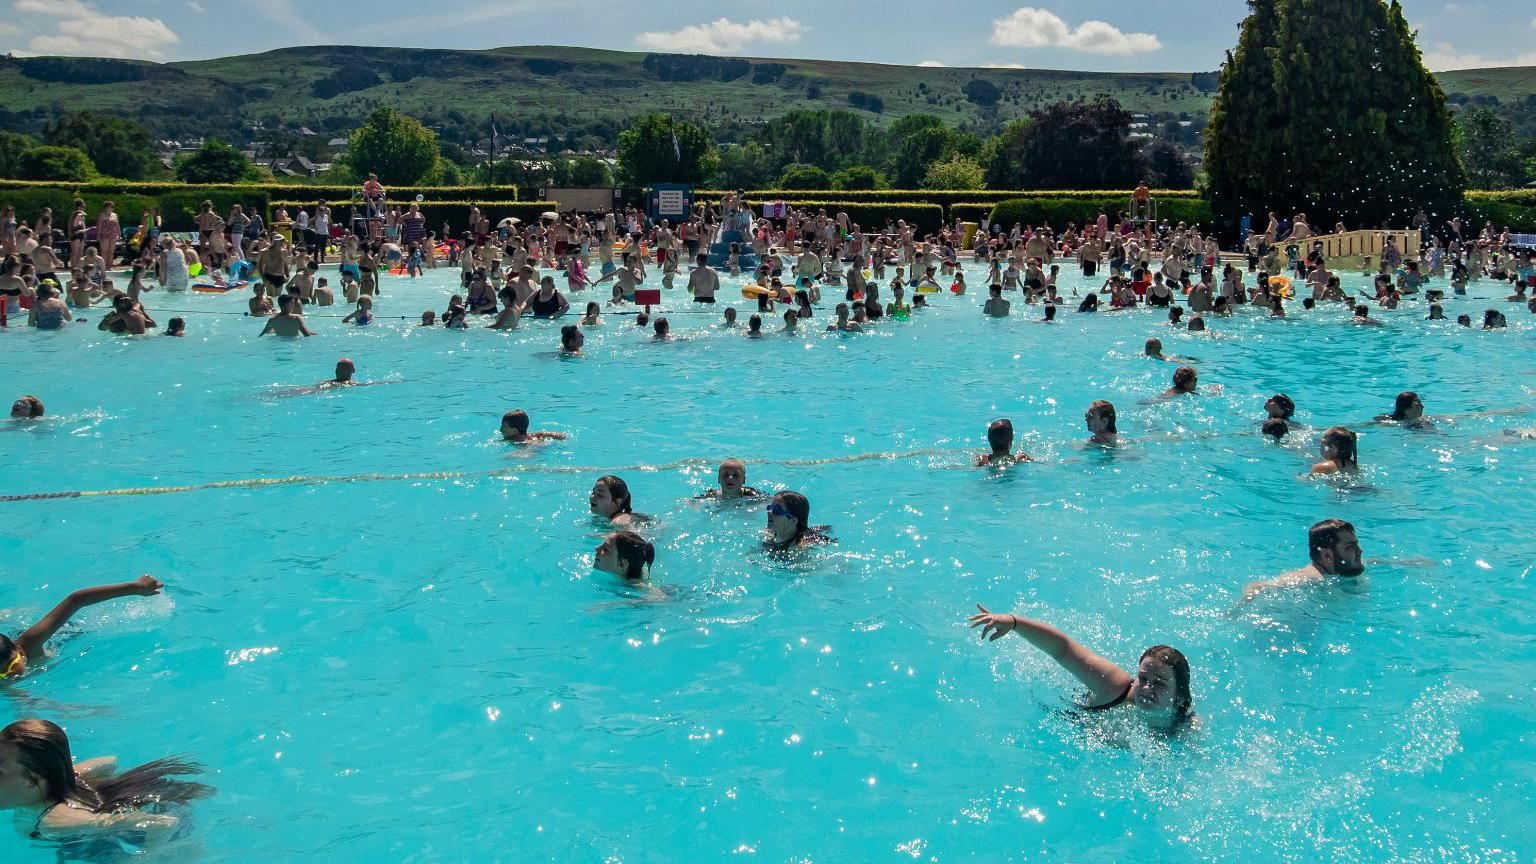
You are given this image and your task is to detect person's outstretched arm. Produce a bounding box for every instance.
[968,604,1132,705]
[15,575,164,658]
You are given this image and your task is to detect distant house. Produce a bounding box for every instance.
[298,127,318,137]
[327,137,349,151]
[268,156,328,177]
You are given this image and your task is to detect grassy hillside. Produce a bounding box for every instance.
[0,45,1528,142]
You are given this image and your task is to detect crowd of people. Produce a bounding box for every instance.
[2,186,1533,849]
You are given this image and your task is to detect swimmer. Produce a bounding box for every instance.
[652,317,671,340]
[827,303,863,332]
[580,302,602,326]
[764,490,832,550]
[0,718,212,843]
[721,307,738,328]
[698,458,762,499]
[248,284,275,317]
[1,575,164,680]
[340,296,373,326]
[967,606,1194,732]
[1143,338,1190,363]
[166,317,185,337]
[983,285,1010,317]
[1168,306,1183,326]
[1456,314,1472,327]
[1352,304,1383,326]
[593,531,655,584]
[1187,315,1206,332]
[781,308,799,334]
[1086,400,1119,445]
[9,395,43,419]
[419,310,436,326]
[560,325,584,355]
[1262,418,1289,440]
[1265,393,1296,421]
[1482,309,1507,329]
[1242,518,1365,600]
[976,418,1031,466]
[747,314,764,338]
[1039,303,1057,323]
[318,358,355,388]
[258,296,315,338]
[1374,391,1431,428]
[1161,366,1200,398]
[590,475,642,527]
[499,410,567,445]
[1426,303,1445,321]
[1310,426,1359,475]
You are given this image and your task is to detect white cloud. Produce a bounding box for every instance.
[635,17,803,54]
[982,63,1029,69]
[1422,41,1536,70]
[990,7,1161,55]
[0,22,20,36]
[918,60,948,67]
[12,0,178,60]
[187,1,205,12]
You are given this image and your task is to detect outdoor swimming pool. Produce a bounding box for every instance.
[2,260,1533,863]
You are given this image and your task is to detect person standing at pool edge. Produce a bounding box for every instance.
[968,605,1195,732]
[1242,518,1366,600]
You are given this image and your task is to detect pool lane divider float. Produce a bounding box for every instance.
[0,450,950,504]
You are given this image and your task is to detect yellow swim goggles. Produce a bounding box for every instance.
[1,651,23,680]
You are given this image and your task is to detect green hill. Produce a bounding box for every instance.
[0,45,1529,144]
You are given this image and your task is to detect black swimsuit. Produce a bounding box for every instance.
[1083,683,1132,711]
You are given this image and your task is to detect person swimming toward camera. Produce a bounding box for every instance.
[697,458,762,499]
[763,491,832,551]
[590,474,646,527]
[1242,518,1366,600]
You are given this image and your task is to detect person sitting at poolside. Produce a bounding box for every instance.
[1,575,164,681]
[593,531,655,585]
[1086,400,1118,445]
[1161,366,1200,398]
[0,718,212,844]
[698,458,762,499]
[1262,418,1289,440]
[10,395,43,419]
[560,325,584,355]
[827,303,862,332]
[1242,518,1365,600]
[590,475,643,527]
[967,606,1194,733]
[764,490,832,550]
[983,284,1010,317]
[1310,426,1359,475]
[1374,391,1431,428]
[976,418,1030,466]
[258,296,315,338]
[500,409,566,444]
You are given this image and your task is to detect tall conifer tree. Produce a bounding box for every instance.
[1205,0,1463,234]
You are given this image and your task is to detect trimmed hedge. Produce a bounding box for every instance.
[0,185,266,231]
[1463,201,1536,230]
[0,179,521,204]
[268,200,558,234]
[1465,190,1536,207]
[745,199,945,234]
[706,188,1202,207]
[988,196,1214,229]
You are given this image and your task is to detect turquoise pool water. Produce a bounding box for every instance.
[2,260,1533,862]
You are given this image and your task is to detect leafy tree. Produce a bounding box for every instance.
[759,109,866,172]
[831,165,886,190]
[175,138,262,184]
[922,154,985,190]
[714,142,777,188]
[1455,107,1523,189]
[42,111,156,180]
[556,156,613,187]
[1144,141,1194,189]
[0,131,35,179]
[885,114,953,187]
[965,79,1001,107]
[1204,0,1463,233]
[778,163,832,190]
[616,112,717,186]
[982,99,1142,189]
[345,107,440,185]
[17,145,94,181]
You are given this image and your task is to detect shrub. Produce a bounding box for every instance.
[989,196,1213,229]
[746,199,945,234]
[266,200,556,234]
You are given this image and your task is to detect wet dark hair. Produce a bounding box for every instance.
[1261,418,1289,439]
[1320,426,1358,468]
[1168,306,1183,322]
[1138,645,1193,726]
[595,475,633,514]
[0,719,212,817]
[609,530,655,581]
[560,324,581,349]
[986,418,1013,453]
[1308,518,1356,564]
[1353,304,1370,317]
[1043,303,1056,320]
[1144,337,1162,355]
[1076,293,1098,313]
[501,409,529,433]
[773,490,811,541]
[653,317,670,337]
[1173,366,1198,391]
[13,394,44,418]
[1187,316,1205,331]
[1087,399,1117,433]
[1266,393,1295,419]
[1391,391,1420,421]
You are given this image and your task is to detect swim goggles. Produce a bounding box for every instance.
[1,651,23,680]
[766,503,793,518]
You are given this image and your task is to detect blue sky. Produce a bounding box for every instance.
[2,0,1533,71]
